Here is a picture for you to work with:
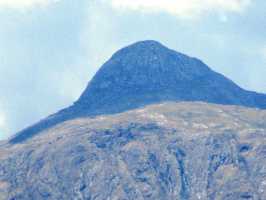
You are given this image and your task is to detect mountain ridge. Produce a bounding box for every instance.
[9,40,266,144]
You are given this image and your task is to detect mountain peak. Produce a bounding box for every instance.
[77,40,212,110]
[9,40,266,144]
[110,40,202,70]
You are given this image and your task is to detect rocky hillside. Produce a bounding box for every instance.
[10,40,266,144]
[2,40,266,200]
[1,102,266,200]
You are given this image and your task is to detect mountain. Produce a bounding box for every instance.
[1,102,266,200]
[9,40,266,144]
[1,40,266,200]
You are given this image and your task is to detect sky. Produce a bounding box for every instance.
[0,0,266,140]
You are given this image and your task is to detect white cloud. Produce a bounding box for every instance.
[107,0,251,18]
[0,0,59,9]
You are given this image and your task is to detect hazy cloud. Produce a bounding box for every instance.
[0,0,59,9]
[82,1,123,72]
[0,113,5,129]
[108,0,251,18]
[262,46,266,60]
[0,105,8,140]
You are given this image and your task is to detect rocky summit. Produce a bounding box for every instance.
[10,40,266,144]
[77,40,266,111]
[1,41,266,200]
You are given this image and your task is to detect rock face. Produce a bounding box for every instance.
[10,40,266,144]
[1,102,266,200]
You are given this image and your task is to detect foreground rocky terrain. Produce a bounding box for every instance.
[1,102,266,200]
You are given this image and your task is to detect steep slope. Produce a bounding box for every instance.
[1,102,266,200]
[10,40,266,144]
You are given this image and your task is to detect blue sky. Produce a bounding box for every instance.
[0,0,265,140]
